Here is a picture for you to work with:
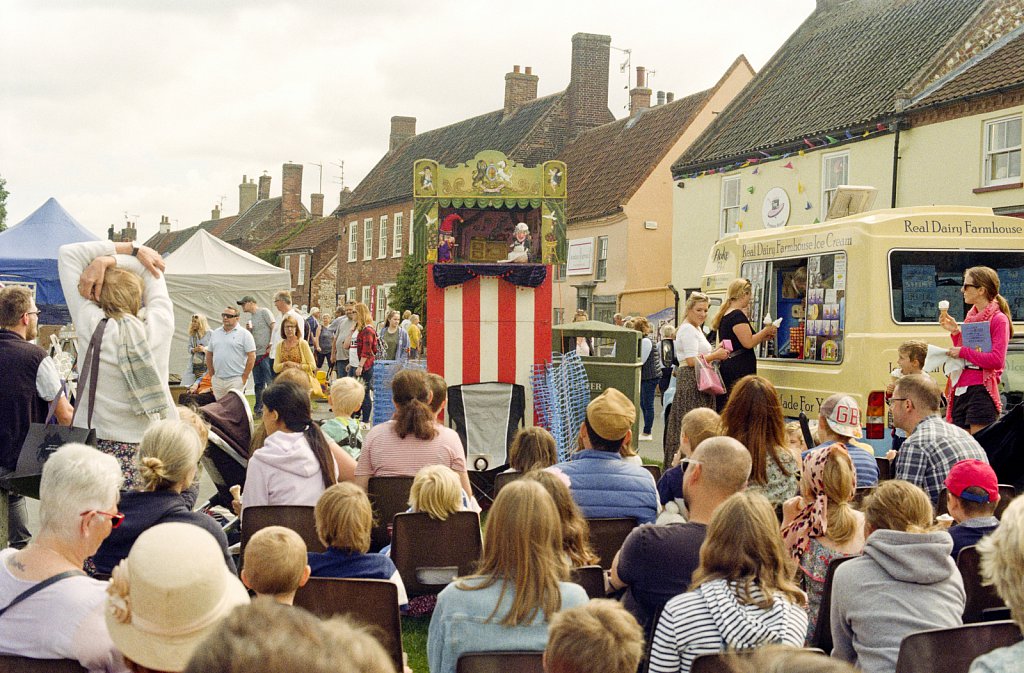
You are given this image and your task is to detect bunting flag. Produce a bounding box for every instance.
[826,135,839,144]
[813,218,821,224]
[752,167,759,174]
[805,202,813,210]
[845,130,854,140]
[742,204,749,212]
[783,162,794,169]
[803,138,815,148]
[746,186,755,194]
[798,182,805,193]
[798,149,806,156]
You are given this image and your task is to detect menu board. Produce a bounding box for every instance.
[999,267,1024,318]
[902,265,937,319]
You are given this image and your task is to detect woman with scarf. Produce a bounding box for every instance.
[780,444,865,639]
[59,240,175,489]
[941,266,1013,434]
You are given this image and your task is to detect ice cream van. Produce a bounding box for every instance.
[701,205,1024,447]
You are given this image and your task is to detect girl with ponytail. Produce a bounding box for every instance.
[242,381,352,511]
[781,444,865,638]
[941,265,1013,433]
[354,369,475,504]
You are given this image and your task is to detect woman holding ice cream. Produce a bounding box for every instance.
[710,278,777,409]
[940,266,1013,434]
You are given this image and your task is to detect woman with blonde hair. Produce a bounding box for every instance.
[183,313,211,386]
[780,444,865,637]
[709,278,777,408]
[522,469,599,567]
[91,419,234,576]
[830,481,964,673]
[721,375,798,505]
[59,239,176,489]
[348,302,377,420]
[427,480,589,673]
[507,426,559,473]
[649,491,808,673]
[970,497,1024,672]
[272,315,319,394]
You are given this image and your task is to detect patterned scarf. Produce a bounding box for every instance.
[116,314,169,420]
[781,444,849,561]
[946,298,1003,422]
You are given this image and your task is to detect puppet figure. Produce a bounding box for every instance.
[506,222,532,263]
[437,234,456,263]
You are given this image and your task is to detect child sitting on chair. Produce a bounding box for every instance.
[505,427,559,473]
[241,526,310,605]
[381,464,472,558]
[307,483,409,608]
[321,377,365,460]
[426,372,448,419]
[656,408,721,524]
[945,459,1001,559]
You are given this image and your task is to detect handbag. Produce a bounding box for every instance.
[190,336,206,377]
[694,353,726,396]
[5,319,106,498]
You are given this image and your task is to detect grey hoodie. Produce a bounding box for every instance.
[830,529,965,673]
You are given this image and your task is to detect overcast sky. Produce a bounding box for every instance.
[1,0,816,242]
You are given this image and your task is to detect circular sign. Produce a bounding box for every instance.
[762,187,791,228]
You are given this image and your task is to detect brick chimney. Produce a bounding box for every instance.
[390,116,417,151]
[281,163,303,224]
[239,175,257,214]
[504,65,539,118]
[158,215,171,235]
[567,33,611,140]
[629,66,652,115]
[258,172,271,201]
[211,205,221,221]
[310,193,324,218]
[338,187,354,211]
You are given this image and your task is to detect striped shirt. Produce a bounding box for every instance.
[649,579,807,673]
[355,421,466,477]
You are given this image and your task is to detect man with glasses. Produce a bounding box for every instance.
[205,306,256,400]
[889,373,988,507]
[0,286,74,547]
[237,295,275,415]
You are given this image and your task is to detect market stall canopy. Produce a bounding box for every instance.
[0,198,100,324]
[163,229,290,381]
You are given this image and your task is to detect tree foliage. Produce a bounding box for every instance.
[389,254,426,321]
[0,175,8,232]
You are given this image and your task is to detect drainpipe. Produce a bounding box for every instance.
[890,118,902,208]
[667,284,680,327]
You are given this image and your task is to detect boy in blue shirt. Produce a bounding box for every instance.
[945,459,1000,559]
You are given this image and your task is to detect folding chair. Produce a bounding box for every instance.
[492,471,523,497]
[447,382,526,474]
[586,517,637,570]
[367,476,415,552]
[0,657,86,673]
[895,620,1022,673]
[642,464,663,482]
[294,577,404,672]
[875,457,892,482]
[957,545,1006,623]
[456,652,545,673]
[808,554,857,652]
[570,564,606,599]
[391,511,482,596]
[239,505,323,571]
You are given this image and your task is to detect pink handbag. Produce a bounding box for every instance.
[695,353,726,395]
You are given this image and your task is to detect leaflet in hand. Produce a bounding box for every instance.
[961,321,992,353]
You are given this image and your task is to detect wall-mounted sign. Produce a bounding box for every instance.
[566,237,594,276]
[762,187,791,229]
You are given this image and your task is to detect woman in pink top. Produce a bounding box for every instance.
[354,370,472,496]
[941,266,1013,434]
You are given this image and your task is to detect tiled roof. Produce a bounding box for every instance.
[144,214,240,256]
[673,0,986,173]
[219,197,282,243]
[338,93,569,214]
[559,87,714,223]
[280,216,340,251]
[204,214,238,238]
[911,25,1024,109]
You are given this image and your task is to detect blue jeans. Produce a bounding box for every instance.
[252,356,273,414]
[641,378,659,434]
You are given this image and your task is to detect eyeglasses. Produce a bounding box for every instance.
[222,313,239,319]
[680,457,702,468]
[962,283,979,290]
[886,397,907,406]
[24,310,40,317]
[81,509,125,528]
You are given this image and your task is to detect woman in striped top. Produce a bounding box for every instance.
[649,491,808,673]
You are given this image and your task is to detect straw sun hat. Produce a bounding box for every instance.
[105,522,249,671]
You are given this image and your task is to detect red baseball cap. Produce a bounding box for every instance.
[944,459,999,504]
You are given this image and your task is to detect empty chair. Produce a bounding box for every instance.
[493,471,524,497]
[957,545,1006,623]
[808,555,857,651]
[569,565,606,600]
[586,517,637,570]
[239,505,323,570]
[894,620,1022,673]
[367,475,415,552]
[456,651,544,673]
[875,457,892,482]
[293,577,404,672]
[0,657,87,673]
[391,511,482,597]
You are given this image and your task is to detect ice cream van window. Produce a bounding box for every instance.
[741,251,847,364]
[888,250,1024,324]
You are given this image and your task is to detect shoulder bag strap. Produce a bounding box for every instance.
[69,318,108,430]
[0,569,86,618]
[43,380,67,425]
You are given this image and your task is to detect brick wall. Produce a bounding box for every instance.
[334,200,414,307]
[909,88,1024,127]
[282,163,304,225]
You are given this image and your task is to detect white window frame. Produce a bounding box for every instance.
[983,114,1022,187]
[821,151,850,215]
[361,286,372,307]
[347,221,357,262]
[393,212,403,257]
[408,209,415,255]
[378,215,388,259]
[375,285,388,323]
[720,176,741,236]
[283,254,291,271]
[346,286,357,302]
[297,254,306,285]
[363,218,373,260]
[596,236,609,281]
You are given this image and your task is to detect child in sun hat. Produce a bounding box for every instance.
[945,459,1001,559]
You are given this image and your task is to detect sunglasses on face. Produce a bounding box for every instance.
[222,313,239,319]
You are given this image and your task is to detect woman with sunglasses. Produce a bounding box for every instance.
[90,418,234,576]
[183,313,211,387]
[940,266,1014,434]
[0,444,125,669]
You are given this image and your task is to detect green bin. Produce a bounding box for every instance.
[552,320,641,450]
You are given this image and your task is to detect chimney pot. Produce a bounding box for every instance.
[666,91,675,103]
[629,65,652,115]
[568,33,612,139]
[389,116,417,151]
[211,205,221,221]
[311,193,324,218]
[513,64,521,73]
[158,215,171,235]
[282,163,304,225]
[258,173,271,201]
[656,90,666,106]
[636,66,646,88]
[525,66,532,75]
[504,65,540,118]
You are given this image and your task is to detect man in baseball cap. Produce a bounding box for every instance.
[549,388,658,524]
[945,459,1001,558]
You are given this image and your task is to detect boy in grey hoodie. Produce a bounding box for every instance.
[830,481,965,673]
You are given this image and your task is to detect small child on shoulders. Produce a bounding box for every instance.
[240,526,310,605]
[321,377,365,459]
[656,407,720,524]
[887,340,927,452]
[945,459,1001,559]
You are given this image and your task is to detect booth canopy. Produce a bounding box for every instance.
[163,229,291,381]
[0,198,100,323]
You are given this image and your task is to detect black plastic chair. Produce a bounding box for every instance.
[570,564,606,599]
[391,511,482,596]
[586,517,637,570]
[808,554,857,652]
[239,505,323,571]
[0,657,87,673]
[875,456,892,481]
[957,545,1006,623]
[367,476,415,552]
[456,652,544,673]
[492,471,524,498]
[895,620,1022,673]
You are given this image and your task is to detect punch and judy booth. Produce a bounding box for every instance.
[415,150,567,471]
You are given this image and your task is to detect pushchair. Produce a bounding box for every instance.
[196,389,253,521]
[974,400,1024,491]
